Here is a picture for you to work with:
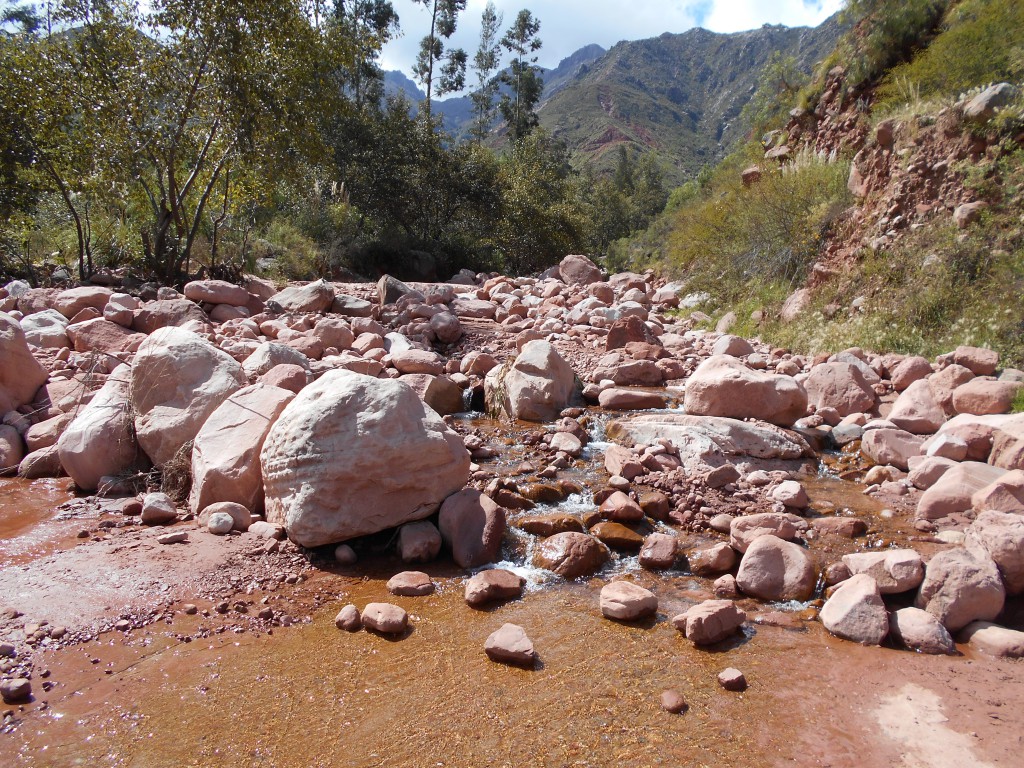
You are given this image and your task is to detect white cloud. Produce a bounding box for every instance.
[380,0,845,87]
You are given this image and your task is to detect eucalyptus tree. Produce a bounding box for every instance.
[499,9,543,142]
[411,0,467,117]
[469,1,502,143]
[333,0,400,109]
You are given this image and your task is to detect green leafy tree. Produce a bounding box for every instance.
[412,0,468,117]
[333,0,400,109]
[470,1,502,143]
[493,130,587,272]
[499,9,543,142]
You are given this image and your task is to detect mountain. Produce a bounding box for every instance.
[538,18,843,184]
[383,43,607,138]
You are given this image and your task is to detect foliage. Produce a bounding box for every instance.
[876,0,1024,110]
[491,130,588,273]
[659,146,852,299]
[333,0,401,109]
[842,0,949,87]
[2,0,344,284]
[412,0,468,115]
[498,9,543,142]
[741,53,809,140]
[469,1,502,143]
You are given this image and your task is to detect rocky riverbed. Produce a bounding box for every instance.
[0,255,1022,765]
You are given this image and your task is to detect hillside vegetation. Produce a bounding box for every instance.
[618,0,1024,366]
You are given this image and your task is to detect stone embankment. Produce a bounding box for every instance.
[2,253,1024,707]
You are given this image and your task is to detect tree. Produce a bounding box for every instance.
[333,0,400,109]
[499,9,543,142]
[470,1,502,143]
[493,130,587,273]
[3,0,345,284]
[412,0,467,117]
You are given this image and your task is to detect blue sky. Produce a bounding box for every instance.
[380,0,845,83]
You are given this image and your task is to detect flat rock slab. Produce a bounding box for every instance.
[464,569,525,607]
[600,581,658,621]
[386,571,435,597]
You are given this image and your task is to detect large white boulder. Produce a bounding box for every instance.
[57,365,139,490]
[19,308,69,349]
[189,384,294,515]
[260,370,470,547]
[684,355,807,427]
[0,311,48,411]
[485,340,579,422]
[131,327,247,467]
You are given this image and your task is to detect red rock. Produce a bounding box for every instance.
[261,370,470,547]
[957,621,1024,658]
[861,428,924,471]
[184,280,249,307]
[604,445,644,480]
[533,532,609,579]
[638,533,677,569]
[258,363,308,393]
[484,341,579,422]
[718,668,747,691]
[929,364,976,414]
[197,501,251,532]
[391,348,445,375]
[268,280,334,313]
[770,480,808,508]
[683,355,807,427]
[559,254,602,285]
[820,573,888,645]
[0,312,48,409]
[688,542,737,576]
[917,461,1006,521]
[516,513,585,536]
[971,469,1024,514]
[888,379,946,434]
[438,489,506,569]
[464,569,525,606]
[133,299,211,334]
[590,521,644,551]
[952,345,998,375]
[810,516,868,538]
[484,623,535,666]
[736,535,816,601]
[888,607,955,655]
[361,603,408,634]
[890,356,932,391]
[841,549,923,594]
[190,383,293,515]
[53,286,112,319]
[673,599,746,645]
[730,512,807,553]
[915,547,1005,631]
[660,689,688,713]
[397,520,442,563]
[965,510,1024,594]
[804,362,876,417]
[334,604,361,631]
[598,388,668,410]
[599,491,644,522]
[600,581,658,620]
[605,315,658,350]
[952,379,1021,415]
[386,570,435,597]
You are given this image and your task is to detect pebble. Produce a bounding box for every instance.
[183,604,198,615]
[334,604,362,631]
[660,689,688,714]
[718,668,747,692]
[334,544,357,565]
[157,531,188,545]
[0,678,31,704]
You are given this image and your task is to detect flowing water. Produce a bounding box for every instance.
[1,412,976,766]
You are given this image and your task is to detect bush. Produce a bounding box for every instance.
[843,0,950,87]
[663,146,852,300]
[877,0,1024,109]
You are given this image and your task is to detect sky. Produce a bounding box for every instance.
[380,0,845,85]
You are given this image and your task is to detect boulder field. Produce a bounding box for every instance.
[1,255,1024,671]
